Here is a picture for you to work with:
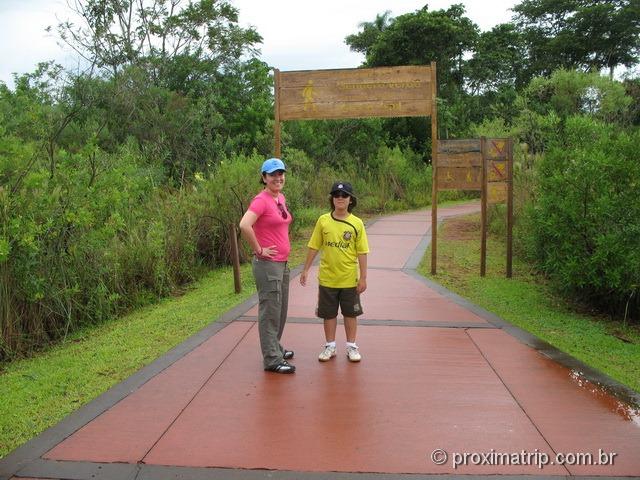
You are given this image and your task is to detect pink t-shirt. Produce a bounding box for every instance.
[248,190,292,262]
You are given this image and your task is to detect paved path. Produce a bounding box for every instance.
[2,202,640,480]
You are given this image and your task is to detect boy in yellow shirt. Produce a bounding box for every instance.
[300,182,369,362]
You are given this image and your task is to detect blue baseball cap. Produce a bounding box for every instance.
[261,158,286,174]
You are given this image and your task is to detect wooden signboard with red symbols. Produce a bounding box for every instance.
[482,137,513,277]
[432,137,513,277]
[485,137,510,204]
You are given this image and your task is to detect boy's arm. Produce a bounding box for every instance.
[300,248,318,286]
[356,253,368,294]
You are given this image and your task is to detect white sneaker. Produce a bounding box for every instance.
[318,344,337,362]
[346,345,362,362]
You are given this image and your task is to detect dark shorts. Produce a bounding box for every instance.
[316,285,364,319]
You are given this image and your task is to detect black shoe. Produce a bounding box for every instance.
[265,361,296,374]
[283,350,294,360]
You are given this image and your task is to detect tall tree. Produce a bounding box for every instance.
[572,1,640,78]
[344,11,393,55]
[465,23,528,93]
[345,5,479,147]
[53,0,262,82]
[48,0,273,184]
[348,4,479,96]
[513,0,640,79]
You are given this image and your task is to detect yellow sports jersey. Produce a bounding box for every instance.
[307,212,369,288]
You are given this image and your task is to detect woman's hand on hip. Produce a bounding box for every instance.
[260,245,278,258]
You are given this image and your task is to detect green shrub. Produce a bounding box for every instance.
[1,138,438,359]
[524,70,632,124]
[530,116,640,319]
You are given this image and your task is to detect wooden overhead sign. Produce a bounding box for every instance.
[277,65,434,121]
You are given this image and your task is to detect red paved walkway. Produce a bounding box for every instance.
[2,202,640,479]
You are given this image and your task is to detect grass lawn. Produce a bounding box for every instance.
[0,238,309,458]
[418,212,640,393]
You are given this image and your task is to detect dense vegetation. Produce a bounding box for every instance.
[1,0,639,360]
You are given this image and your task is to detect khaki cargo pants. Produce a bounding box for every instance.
[252,258,290,369]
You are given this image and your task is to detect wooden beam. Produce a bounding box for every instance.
[480,137,487,277]
[430,61,438,275]
[274,68,281,158]
[507,138,514,278]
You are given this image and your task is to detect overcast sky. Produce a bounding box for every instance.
[0,0,518,88]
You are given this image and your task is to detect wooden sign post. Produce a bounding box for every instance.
[482,137,514,278]
[432,139,483,274]
[432,137,513,277]
[229,224,242,293]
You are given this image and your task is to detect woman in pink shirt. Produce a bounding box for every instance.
[239,158,295,374]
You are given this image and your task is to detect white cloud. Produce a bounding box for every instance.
[0,0,74,87]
